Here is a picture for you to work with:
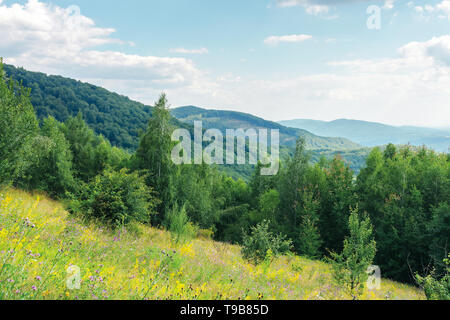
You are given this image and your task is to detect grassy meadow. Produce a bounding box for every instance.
[0,189,424,300]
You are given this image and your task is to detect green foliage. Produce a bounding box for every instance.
[242,220,293,265]
[61,112,126,182]
[133,94,175,222]
[357,146,449,283]
[3,64,154,150]
[76,168,158,227]
[416,255,450,300]
[427,203,450,274]
[164,203,198,243]
[17,117,75,197]
[297,191,322,259]
[0,60,39,187]
[328,208,377,299]
[257,189,280,223]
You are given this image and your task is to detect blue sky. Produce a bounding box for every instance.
[1,0,450,127]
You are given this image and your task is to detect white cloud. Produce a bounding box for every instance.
[412,1,450,20]
[276,0,329,16]
[0,0,209,99]
[383,0,396,10]
[169,48,209,54]
[264,34,312,46]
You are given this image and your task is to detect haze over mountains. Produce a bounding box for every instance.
[279,119,450,153]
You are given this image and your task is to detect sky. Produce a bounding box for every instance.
[1,0,450,127]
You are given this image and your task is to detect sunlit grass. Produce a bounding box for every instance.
[0,189,425,300]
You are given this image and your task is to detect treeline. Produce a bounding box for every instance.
[0,62,448,290]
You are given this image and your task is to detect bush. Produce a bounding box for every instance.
[416,255,450,300]
[75,168,159,227]
[241,220,293,265]
[164,203,198,243]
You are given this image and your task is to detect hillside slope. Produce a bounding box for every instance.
[172,106,362,151]
[3,64,187,150]
[279,119,450,153]
[0,189,424,300]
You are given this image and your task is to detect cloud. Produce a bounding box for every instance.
[276,0,397,16]
[0,0,207,95]
[412,1,450,20]
[276,0,329,16]
[208,35,450,127]
[169,48,209,54]
[264,34,312,45]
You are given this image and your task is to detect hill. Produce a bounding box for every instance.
[279,119,450,153]
[0,189,425,300]
[172,106,371,175]
[3,64,186,150]
[172,106,362,151]
[3,64,370,177]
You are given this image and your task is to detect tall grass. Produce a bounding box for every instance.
[0,189,425,300]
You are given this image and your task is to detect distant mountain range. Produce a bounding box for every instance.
[171,106,362,151]
[279,119,450,153]
[171,106,372,175]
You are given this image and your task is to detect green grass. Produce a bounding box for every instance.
[0,189,424,300]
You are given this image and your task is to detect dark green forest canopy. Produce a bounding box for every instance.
[3,64,187,150]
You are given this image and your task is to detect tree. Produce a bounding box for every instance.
[298,191,322,259]
[133,93,175,223]
[24,117,74,197]
[62,113,110,182]
[277,137,310,242]
[0,60,38,186]
[328,207,377,299]
[319,156,356,253]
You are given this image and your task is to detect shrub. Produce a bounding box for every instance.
[241,220,293,265]
[164,203,198,243]
[327,208,376,299]
[416,255,450,300]
[76,168,158,227]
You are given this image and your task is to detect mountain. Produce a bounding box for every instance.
[171,106,373,176]
[279,119,450,153]
[3,63,369,178]
[171,106,362,151]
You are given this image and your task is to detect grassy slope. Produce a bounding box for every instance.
[0,189,424,300]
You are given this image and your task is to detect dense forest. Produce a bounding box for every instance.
[0,61,448,298]
[3,64,372,178]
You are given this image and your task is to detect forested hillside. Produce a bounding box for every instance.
[4,64,371,177]
[172,106,362,150]
[3,64,185,150]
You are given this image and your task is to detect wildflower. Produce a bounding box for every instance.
[31,285,37,291]
[35,276,42,281]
